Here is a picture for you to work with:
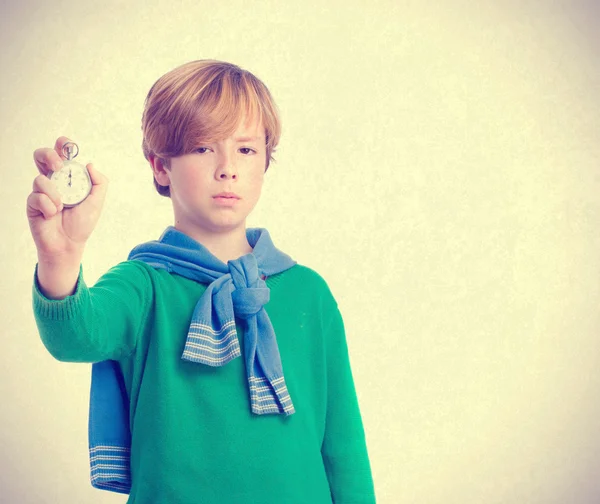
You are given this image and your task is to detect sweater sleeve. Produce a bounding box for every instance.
[321,304,376,503]
[32,260,150,363]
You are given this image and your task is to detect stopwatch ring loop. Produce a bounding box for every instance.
[62,142,79,160]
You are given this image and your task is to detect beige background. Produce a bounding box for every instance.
[1,0,600,502]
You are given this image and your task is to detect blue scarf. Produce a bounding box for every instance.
[88,226,297,493]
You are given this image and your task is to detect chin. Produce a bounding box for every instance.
[204,217,248,232]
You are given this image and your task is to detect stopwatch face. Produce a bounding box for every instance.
[48,160,92,207]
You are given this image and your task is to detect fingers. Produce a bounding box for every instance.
[32,173,63,212]
[32,139,107,212]
[34,147,63,176]
[27,191,63,220]
[53,136,74,159]
[33,137,74,176]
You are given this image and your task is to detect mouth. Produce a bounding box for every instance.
[213,192,240,199]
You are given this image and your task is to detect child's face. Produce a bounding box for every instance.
[155,115,267,236]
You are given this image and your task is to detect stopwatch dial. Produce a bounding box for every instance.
[49,161,92,207]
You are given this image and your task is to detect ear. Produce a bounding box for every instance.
[150,155,171,187]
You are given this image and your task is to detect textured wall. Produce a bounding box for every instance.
[2,0,600,502]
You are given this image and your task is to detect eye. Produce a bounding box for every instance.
[239,147,256,155]
[194,147,212,154]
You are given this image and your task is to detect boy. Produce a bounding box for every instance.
[27,60,375,503]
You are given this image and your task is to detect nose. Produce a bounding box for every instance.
[215,151,237,180]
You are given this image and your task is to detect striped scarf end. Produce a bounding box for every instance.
[89,445,131,493]
[181,346,241,366]
[250,398,296,416]
[90,478,131,494]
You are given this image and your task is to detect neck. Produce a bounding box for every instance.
[174,221,254,264]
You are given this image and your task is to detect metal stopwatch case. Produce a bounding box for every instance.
[48,141,92,207]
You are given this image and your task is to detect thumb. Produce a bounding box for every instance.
[86,163,108,186]
[86,163,109,201]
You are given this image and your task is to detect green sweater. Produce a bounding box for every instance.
[32,259,375,504]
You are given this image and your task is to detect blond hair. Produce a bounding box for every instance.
[141,60,282,197]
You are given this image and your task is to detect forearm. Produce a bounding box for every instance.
[36,249,84,300]
[32,261,148,363]
[34,263,107,362]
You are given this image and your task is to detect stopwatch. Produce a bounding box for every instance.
[48,141,92,207]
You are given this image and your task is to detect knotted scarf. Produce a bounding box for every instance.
[89,226,297,493]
